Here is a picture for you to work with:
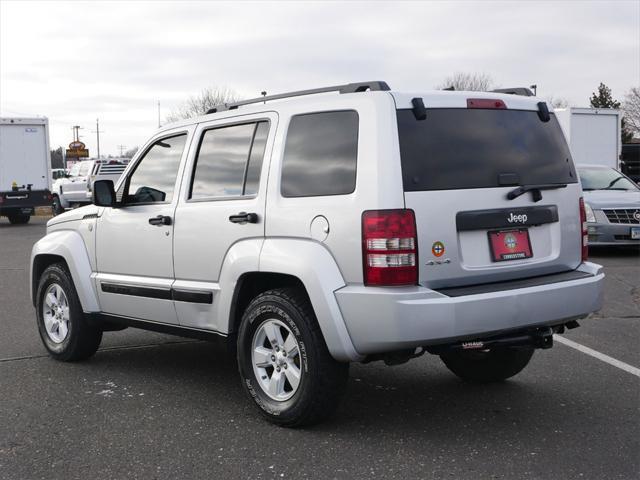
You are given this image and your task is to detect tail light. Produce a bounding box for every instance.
[362,209,418,286]
[0,194,4,204]
[579,197,588,262]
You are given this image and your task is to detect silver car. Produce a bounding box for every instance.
[578,164,640,246]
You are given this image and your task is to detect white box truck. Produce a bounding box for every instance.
[554,108,621,169]
[0,117,53,224]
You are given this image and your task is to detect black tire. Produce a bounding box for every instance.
[237,288,349,427]
[440,348,534,383]
[8,214,30,224]
[35,263,102,361]
[52,195,64,216]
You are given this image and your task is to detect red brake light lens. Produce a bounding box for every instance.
[579,197,588,262]
[467,98,507,109]
[362,209,418,286]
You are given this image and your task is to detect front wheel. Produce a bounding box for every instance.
[440,348,534,383]
[52,195,64,216]
[237,288,349,427]
[36,263,102,361]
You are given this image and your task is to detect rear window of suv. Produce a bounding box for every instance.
[397,109,577,191]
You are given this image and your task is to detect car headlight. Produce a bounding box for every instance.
[584,201,596,223]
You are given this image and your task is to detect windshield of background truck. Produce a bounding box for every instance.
[397,109,577,191]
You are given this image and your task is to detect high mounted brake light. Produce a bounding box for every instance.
[362,209,418,286]
[467,98,507,109]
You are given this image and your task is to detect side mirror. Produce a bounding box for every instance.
[93,180,116,207]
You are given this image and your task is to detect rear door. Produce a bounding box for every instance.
[172,113,276,332]
[394,98,582,289]
[0,122,49,191]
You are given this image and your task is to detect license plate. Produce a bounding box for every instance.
[488,229,533,262]
[632,227,640,240]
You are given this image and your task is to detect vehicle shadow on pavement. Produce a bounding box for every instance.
[69,338,623,438]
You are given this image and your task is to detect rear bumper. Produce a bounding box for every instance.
[0,189,51,215]
[335,262,604,356]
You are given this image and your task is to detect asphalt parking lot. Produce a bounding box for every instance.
[1,217,638,480]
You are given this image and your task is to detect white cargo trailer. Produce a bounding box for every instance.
[554,108,621,169]
[0,117,53,224]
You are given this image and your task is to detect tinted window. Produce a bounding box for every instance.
[191,122,268,199]
[397,109,577,191]
[244,122,269,196]
[578,167,639,191]
[281,111,358,197]
[126,134,186,204]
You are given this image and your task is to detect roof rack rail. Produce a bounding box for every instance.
[491,87,535,97]
[206,81,391,114]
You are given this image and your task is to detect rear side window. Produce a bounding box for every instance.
[190,121,269,199]
[281,111,358,197]
[397,109,577,191]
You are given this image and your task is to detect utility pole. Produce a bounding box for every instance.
[157,101,161,128]
[71,125,83,142]
[117,145,127,157]
[91,118,105,158]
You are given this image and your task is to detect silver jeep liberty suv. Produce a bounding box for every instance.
[31,81,603,426]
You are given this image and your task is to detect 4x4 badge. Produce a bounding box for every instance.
[432,241,445,257]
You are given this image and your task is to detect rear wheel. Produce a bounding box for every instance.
[440,348,534,383]
[237,288,349,427]
[8,214,30,224]
[36,263,102,361]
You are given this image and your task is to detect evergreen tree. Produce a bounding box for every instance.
[590,83,620,109]
[589,83,633,144]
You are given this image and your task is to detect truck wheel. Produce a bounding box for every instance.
[35,263,102,361]
[440,348,534,383]
[237,288,349,427]
[8,214,30,224]
[52,195,64,216]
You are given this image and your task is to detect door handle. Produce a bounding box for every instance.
[148,215,172,226]
[229,212,259,224]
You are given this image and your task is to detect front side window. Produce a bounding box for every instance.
[78,162,92,177]
[190,121,269,199]
[125,134,187,204]
[281,111,359,197]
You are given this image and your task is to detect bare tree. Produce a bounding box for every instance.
[546,96,569,109]
[166,86,240,122]
[124,146,139,159]
[436,72,496,91]
[622,87,640,138]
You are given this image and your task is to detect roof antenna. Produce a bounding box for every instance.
[261,91,267,104]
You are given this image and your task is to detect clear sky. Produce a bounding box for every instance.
[1,0,638,157]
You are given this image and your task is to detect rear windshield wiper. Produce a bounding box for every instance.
[507,183,568,202]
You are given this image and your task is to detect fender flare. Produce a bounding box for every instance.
[258,238,362,362]
[30,230,100,312]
